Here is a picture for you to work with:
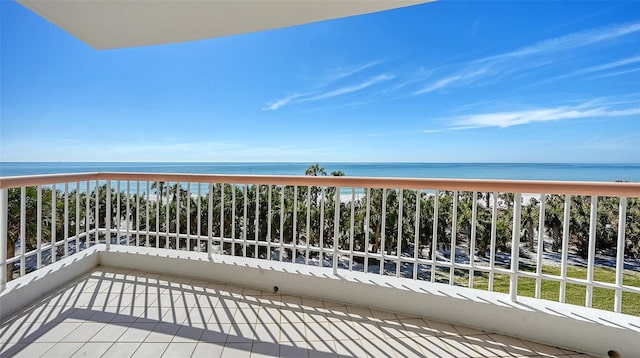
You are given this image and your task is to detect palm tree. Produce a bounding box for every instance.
[521,197,539,251]
[305,164,326,176]
[6,186,55,281]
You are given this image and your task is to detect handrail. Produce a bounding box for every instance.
[0,172,100,188]
[1,172,639,197]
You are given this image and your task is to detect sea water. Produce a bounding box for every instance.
[2,162,639,182]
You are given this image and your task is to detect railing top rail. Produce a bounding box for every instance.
[0,172,100,188]
[0,172,639,197]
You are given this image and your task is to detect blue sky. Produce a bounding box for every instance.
[1,1,639,163]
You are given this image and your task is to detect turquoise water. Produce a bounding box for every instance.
[1,162,639,182]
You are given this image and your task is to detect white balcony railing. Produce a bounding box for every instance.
[1,172,639,315]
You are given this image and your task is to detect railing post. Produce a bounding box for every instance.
[106,180,111,250]
[0,188,8,291]
[614,197,627,313]
[510,193,522,302]
[333,187,340,275]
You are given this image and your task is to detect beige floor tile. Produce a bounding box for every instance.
[279,341,310,358]
[251,342,280,357]
[345,306,371,319]
[226,323,257,343]
[305,322,335,342]
[425,319,460,336]
[101,342,142,357]
[378,320,409,339]
[234,307,261,324]
[89,322,131,342]
[257,307,281,325]
[187,306,214,324]
[41,342,84,357]
[161,342,197,357]
[489,334,537,356]
[370,309,398,321]
[280,309,305,323]
[332,339,367,357]
[221,342,252,358]
[307,339,338,357]
[412,336,456,357]
[132,342,169,357]
[144,323,181,343]
[350,321,384,340]
[70,342,113,357]
[356,337,396,358]
[192,341,225,357]
[464,334,511,357]
[440,335,485,357]
[9,342,56,358]
[61,322,107,342]
[160,306,192,324]
[172,324,204,343]
[454,324,485,336]
[253,323,281,343]
[200,326,229,343]
[209,308,237,324]
[33,322,83,342]
[387,336,427,357]
[120,322,157,342]
[279,323,307,343]
[327,321,358,341]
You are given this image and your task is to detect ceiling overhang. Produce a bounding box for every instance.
[17,0,433,50]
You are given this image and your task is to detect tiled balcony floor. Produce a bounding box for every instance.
[1,267,592,358]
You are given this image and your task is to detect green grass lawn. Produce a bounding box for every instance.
[453,265,640,316]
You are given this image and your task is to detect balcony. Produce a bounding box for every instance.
[1,172,639,357]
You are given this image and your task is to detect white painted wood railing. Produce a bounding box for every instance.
[1,172,639,314]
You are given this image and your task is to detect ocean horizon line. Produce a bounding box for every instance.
[2,161,640,165]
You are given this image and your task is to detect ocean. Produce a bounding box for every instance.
[1,162,639,182]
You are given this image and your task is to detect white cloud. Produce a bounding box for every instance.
[300,74,395,102]
[262,92,315,111]
[414,68,488,95]
[447,103,640,129]
[412,22,640,95]
[579,55,640,74]
[483,21,640,61]
[262,74,395,110]
[541,55,640,83]
[591,67,640,79]
[263,60,386,110]
[324,60,383,83]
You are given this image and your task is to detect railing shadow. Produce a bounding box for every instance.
[0,266,541,358]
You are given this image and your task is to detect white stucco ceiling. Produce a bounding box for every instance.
[17,0,433,50]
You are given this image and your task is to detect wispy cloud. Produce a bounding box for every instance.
[412,21,640,95]
[414,68,488,94]
[262,92,315,111]
[591,67,640,79]
[541,55,640,83]
[263,74,394,110]
[446,102,640,130]
[300,74,395,102]
[579,55,640,74]
[482,21,640,61]
[324,60,383,83]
